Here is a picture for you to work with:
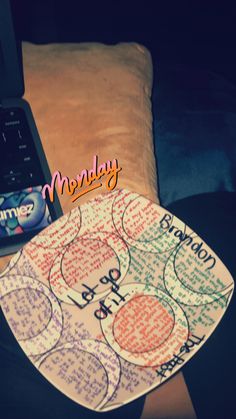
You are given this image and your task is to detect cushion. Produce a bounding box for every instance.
[23,42,158,213]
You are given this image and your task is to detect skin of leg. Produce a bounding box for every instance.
[141,372,197,419]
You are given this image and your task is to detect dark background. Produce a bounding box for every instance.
[9,0,236,84]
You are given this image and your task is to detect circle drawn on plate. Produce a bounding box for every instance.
[0,275,63,356]
[101,283,189,367]
[36,339,121,410]
[163,241,234,307]
[112,190,185,253]
[1,288,52,340]
[49,231,130,305]
[113,295,175,353]
[61,238,119,292]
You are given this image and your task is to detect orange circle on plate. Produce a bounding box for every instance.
[113,295,174,353]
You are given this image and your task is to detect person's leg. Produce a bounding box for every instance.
[141,371,196,419]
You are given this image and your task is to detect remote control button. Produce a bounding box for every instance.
[0,107,45,192]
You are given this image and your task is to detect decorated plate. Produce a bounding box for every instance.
[0,189,234,412]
